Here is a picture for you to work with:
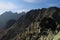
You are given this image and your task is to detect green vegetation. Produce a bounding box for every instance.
[53,32,60,40]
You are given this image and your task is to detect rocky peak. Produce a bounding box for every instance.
[0,7,60,40]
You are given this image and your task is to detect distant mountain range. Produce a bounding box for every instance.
[0,11,25,29]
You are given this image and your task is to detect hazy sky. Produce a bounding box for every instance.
[0,0,60,15]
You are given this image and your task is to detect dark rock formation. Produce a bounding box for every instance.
[0,7,60,40]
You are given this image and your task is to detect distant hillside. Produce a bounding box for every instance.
[0,7,60,40]
[0,11,25,29]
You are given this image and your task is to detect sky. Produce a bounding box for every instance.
[0,0,60,15]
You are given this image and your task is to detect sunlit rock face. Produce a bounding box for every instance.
[0,7,60,40]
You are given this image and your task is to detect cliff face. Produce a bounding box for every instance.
[0,7,60,40]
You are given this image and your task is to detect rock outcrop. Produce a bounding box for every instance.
[0,7,60,40]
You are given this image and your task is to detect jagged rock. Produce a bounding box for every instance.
[0,7,60,40]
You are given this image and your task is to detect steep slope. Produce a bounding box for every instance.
[1,7,60,40]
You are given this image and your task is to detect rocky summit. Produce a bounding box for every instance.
[0,7,60,40]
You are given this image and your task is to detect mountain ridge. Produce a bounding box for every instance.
[0,7,60,40]
[0,11,25,30]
